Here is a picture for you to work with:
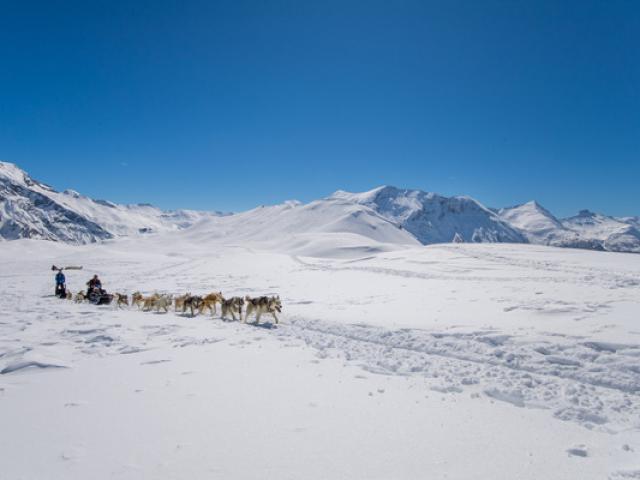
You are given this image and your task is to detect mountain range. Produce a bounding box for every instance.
[1,161,638,254]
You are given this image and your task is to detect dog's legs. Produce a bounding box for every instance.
[272,312,279,324]
[255,311,262,324]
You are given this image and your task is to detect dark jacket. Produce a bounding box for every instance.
[55,272,65,285]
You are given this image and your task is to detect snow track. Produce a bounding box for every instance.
[277,316,640,432]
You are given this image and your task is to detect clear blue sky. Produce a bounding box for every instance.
[1,0,638,216]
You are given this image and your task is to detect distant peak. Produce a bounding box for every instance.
[0,161,20,170]
[63,189,81,198]
[330,185,393,198]
[0,161,28,183]
[577,209,596,217]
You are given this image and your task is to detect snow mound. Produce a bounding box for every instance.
[181,195,420,257]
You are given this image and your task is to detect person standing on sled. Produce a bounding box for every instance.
[86,274,102,296]
[55,269,66,298]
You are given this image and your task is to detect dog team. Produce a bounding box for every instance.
[72,289,283,324]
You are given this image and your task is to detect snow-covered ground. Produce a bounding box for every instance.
[1,236,639,479]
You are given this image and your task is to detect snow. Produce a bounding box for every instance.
[499,202,640,253]
[564,210,634,239]
[2,162,640,255]
[338,185,526,244]
[0,161,222,242]
[0,161,33,185]
[1,234,639,479]
[499,201,569,240]
[179,196,420,257]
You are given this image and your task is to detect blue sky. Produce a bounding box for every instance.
[1,0,638,216]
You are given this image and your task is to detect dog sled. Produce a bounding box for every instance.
[88,289,114,305]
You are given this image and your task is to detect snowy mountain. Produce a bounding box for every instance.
[0,162,221,243]
[180,194,421,258]
[496,201,595,249]
[561,210,640,253]
[2,162,638,254]
[497,203,640,253]
[178,186,531,257]
[339,186,526,244]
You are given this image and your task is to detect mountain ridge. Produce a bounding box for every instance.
[1,162,638,254]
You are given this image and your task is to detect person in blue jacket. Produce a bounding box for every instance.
[55,269,66,298]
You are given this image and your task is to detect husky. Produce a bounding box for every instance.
[200,292,224,316]
[244,295,282,324]
[174,293,191,312]
[65,291,73,300]
[182,295,204,316]
[221,296,244,321]
[152,294,173,313]
[131,292,145,309]
[138,293,160,311]
[114,293,129,308]
[74,291,86,303]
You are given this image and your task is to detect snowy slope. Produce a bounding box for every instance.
[1,238,639,479]
[498,202,640,253]
[181,196,421,257]
[619,216,640,229]
[337,186,526,244]
[178,185,527,258]
[496,201,600,249]
[562,210,640,254]
[498,201,567,241]
[0,162,222,243]
[3,162,639,255]
[0,162,112,242]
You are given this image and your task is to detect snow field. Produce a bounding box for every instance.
[1,238,639,479]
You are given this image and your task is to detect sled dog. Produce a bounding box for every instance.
[131,292,145,309]
[200,292,224,315]
[74,291,86,303]
[244,295,282,324]
[183,295,204,316]
[174,293,191,312]
[152,294,173,313]
[221,296,244,321]
[139,293,161,311]
[114,293,129,307]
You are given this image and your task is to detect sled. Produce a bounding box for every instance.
[51,265,84,271]
[88,290,113,305]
